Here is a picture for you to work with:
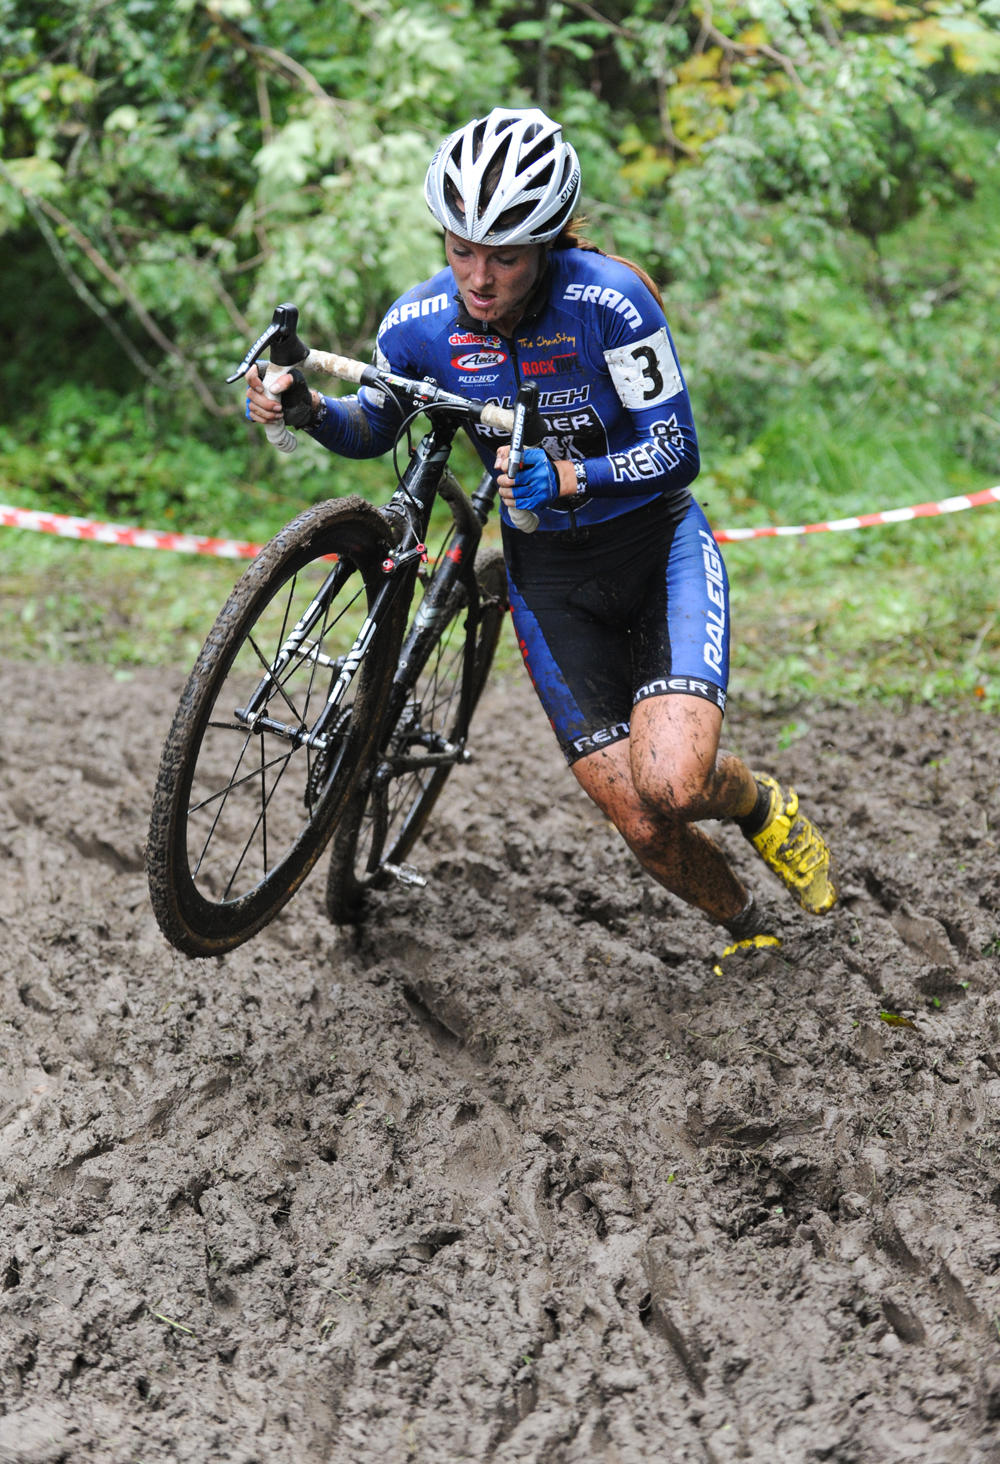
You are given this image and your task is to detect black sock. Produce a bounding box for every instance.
[735,779,772,840]
[722,891,776,941]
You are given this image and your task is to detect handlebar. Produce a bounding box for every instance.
[230,305,538,532]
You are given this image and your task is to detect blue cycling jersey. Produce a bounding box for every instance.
[307,248,700,532]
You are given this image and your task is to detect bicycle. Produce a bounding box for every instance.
[147,304,521,957]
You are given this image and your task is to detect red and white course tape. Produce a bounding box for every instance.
[0,504,262,559]
[712,485,1000,543]
[1,485,999,559]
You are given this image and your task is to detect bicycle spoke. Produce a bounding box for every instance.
[222,747,296,900]
[188,745,296,815]
[247,633,305,726]
[191,728,254,877]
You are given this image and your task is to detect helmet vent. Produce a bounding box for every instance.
[517,137,553,175]
[492,200,537,235]
[479,133,513,218]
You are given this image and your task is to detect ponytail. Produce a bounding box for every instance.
[550,215,665,309]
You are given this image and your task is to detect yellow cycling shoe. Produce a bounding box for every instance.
[746,774,838,915]
[713,933,782,976]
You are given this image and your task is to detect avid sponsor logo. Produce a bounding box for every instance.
[563,282,642,330]
[451,350,507,370]
[449,332,502,348]
[522,353,580,377]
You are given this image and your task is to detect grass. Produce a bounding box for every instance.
[702,410,1000,711]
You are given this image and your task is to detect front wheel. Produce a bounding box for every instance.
[325,546,508,924]
[147,497,406,957]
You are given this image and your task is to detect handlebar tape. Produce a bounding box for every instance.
[262,365,298,454]
[261,353,539,530]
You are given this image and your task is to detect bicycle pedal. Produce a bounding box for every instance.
[383,862,427,888]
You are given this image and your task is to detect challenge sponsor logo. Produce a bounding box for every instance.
[377,291,449,337]
[449,332,502,348]
[563,282,643,331]
[451,350,507,370]
[522,353,580,377]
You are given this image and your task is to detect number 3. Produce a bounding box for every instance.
[630,345,663,401]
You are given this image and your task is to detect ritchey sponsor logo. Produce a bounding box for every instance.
[452,351,507,370]
[449,332,502,348]
[522,353,580,377]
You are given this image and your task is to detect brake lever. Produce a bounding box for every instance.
[508,380,538,479]
[226,302,309,383]
[506,380,540,535]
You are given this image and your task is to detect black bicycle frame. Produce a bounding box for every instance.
[234,409,497,764]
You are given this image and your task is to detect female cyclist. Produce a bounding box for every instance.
[246,107,837,944]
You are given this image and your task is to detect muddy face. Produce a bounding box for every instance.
[1,660,999,1460]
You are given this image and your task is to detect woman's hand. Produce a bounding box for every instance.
[244,365,320,426]
[495,444,577,512]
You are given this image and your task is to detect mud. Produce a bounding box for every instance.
[1,658,1000,1463]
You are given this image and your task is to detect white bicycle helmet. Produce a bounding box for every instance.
[424,107,581,246]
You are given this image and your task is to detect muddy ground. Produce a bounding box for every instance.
[1,659,1000,1464]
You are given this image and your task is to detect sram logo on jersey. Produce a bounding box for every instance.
[449,332,502,348]
[522,353,580,377]
[451,350,507,370]
[563,283,642,330]
[378,291,449,337]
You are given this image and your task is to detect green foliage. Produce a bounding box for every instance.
[0,0,998,705]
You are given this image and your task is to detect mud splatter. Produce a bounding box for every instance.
[1,660,999,1462]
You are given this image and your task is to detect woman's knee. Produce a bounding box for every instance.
[630,751,712,821]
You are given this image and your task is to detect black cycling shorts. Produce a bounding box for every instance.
[502,494,730,765]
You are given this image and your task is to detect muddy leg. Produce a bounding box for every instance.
[572,695,757,925]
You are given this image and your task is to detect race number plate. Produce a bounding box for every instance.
[604,328,683,409]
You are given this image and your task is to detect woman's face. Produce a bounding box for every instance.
[445,231,546,331]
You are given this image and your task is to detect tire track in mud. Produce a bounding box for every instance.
[1,660,1000,1462]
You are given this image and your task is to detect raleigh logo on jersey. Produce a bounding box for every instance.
[451,350,507,370]
[563,283,642,331]
[449,332,502,348]
[522,353,580,377]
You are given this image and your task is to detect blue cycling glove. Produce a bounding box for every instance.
[511,447,559,513]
